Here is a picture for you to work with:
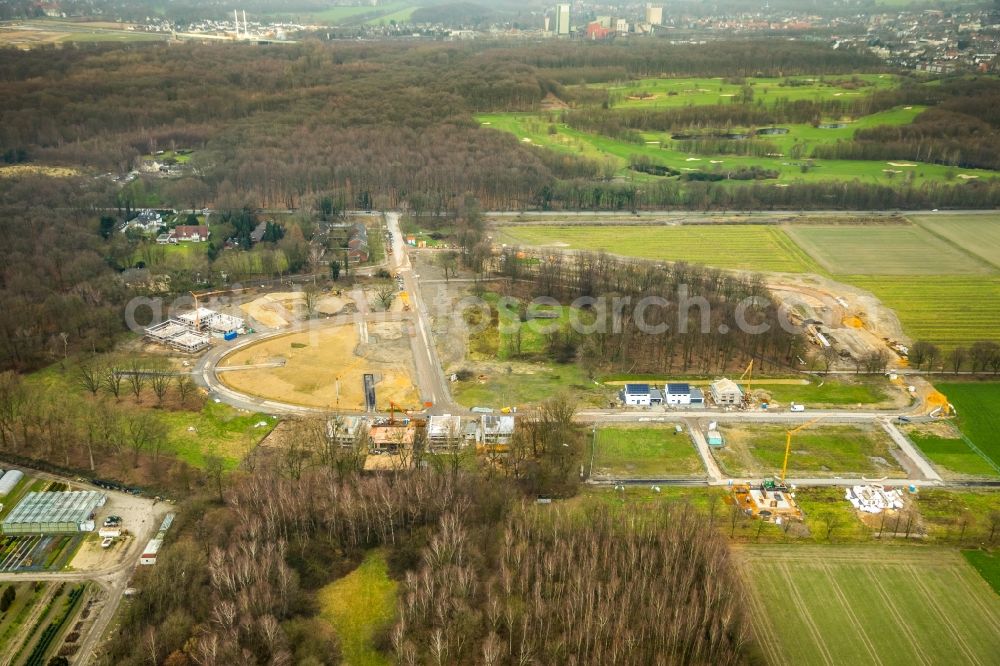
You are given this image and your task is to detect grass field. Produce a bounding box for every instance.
[740,545,1000,666]
[908,432,999,478]
[478,107,992,186]
[755,377,891,407]
[452,360,608,409]
[318,551,396,666]
[911,213,1000,270]
[846,276,1000,348]
[595,74,901,109]
[498,224,817,272]
[591,426,704,477]
[964,550,1000,595]
[712,423,904,478]
[936,382,1000,469]
[785,223,992,275]
[157,401,275,469]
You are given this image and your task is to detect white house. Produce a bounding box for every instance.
[665,383,692,405]
[622,383,652,406]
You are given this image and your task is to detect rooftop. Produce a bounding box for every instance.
[624,383,650,395]
[2,491,105,528]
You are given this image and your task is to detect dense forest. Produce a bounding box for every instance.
[103,406,751,666]
[491,249,804,374]
[2,39,998,373]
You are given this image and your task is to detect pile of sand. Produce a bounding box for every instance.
[241,291,307,329]
[317,295,351,315]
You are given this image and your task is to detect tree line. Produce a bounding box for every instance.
[490,249,803,374]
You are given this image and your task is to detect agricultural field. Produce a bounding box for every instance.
[911,213,1000,269]
[498,224,817,272]
[0,20,167,48]
[0,581,90,666]
[908,431,999,478]
[711,423,905,479]
[845,276,1000,348]
[784,223,992,275]
[318,551,397,666]
[594,74,901,109]
[285,1,420,25]
[964,550,1000,594]
[935,382,1000,469]
[740,545,1000,666]
[590,426,704,478]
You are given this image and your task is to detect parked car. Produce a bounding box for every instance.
[101,537,114,549]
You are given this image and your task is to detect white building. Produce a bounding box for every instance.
[665,383,692,405]
[622,383,652,406]
[480,414,515,445]
[140,538,162,565]
[555,3,570,35]
[645,5,663,25]
[615,18,628,35]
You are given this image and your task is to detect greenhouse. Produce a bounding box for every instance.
[1,491,106,534]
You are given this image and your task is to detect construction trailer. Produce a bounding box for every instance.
[1,491,107,534]
[140,538,163,565]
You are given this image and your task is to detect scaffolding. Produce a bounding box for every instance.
[145,319,211,353]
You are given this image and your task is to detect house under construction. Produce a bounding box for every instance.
[145,307,245,353]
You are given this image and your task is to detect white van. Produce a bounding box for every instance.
[790,403,806,412]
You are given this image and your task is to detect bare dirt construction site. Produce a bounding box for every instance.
[767,273,909,367]
[218,322,419,411]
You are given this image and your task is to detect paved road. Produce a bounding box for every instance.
[386,212,459,414]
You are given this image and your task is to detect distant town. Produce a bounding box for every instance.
[3,1,998,72]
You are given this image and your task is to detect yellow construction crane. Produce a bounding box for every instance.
[781,417,822,484]
[739,360,754,404]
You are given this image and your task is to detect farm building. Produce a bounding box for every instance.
[1,491,106,535]
[427,414,463,449]
[710,378,744,406]
[0,469,24,496]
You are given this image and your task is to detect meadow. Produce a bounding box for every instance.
[741,545,1000,666]
[784,223,992,275]
[477,106,993,186]
[452,360,609,409]
[911,213,1000,269]
[593,74,901,109]
[590,426,705,478]
[498,224,817,272]
[964,549,1000,594]
[908,432,999,478]
[712,423,904,479]
[496,216,1000,348]
[935,382,1000,468]
[318,551,397,666]
[847,276,1000,349]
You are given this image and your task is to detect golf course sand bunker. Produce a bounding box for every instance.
[219,322,418,410]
